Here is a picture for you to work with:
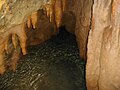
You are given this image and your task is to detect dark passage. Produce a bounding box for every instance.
[0,28,86,90]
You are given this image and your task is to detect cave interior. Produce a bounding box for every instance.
[0,0,120,90]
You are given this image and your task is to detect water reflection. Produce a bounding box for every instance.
[0,29,86,90]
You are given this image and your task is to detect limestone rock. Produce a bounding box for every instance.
[86,0,120,90]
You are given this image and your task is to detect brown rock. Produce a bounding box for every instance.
[86,0,120,90]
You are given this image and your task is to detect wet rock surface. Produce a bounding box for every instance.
[0,29,86,90]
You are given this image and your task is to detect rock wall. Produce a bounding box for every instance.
[86,0,120,90]
[61,0,92,61]
[74,0,93,60]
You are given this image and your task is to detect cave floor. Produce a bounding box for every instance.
[0,29,86,90]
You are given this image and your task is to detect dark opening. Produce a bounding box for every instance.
[0,27,86,90]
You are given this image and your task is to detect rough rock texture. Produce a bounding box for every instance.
[0,0,65,74]
[25,10,57,46]
[61,0,92,60]
[74,0,92,60]
[86,0,120,90]
[61,1,76,34]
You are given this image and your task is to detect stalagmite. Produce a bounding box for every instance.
[31,11,38,29]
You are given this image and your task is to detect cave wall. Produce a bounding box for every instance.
[64,0,120,90]
[74,0,93,60]
[86,0,120,90]
[25,10,58,46]
[61,0,93,60]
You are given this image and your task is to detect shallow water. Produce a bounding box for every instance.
[0,29,86,90]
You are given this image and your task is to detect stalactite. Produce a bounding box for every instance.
[27,16,31,28]
[0,0,68,74]
[49,5,54,22]
[19,23,27,55]
[45,4,50,18]
[31,11,38,29]
[4,23,27,56]
[10,47,21,71]
[43,0,65,28]
[62,0,66,11]
[54,0,63,28]
[12,34,18,49]
[0,53,5,74]
[0,34,10,74]
[44,4,54,23]
[0,41,6,74]
[0,23,28,74]
[4,37,9,54]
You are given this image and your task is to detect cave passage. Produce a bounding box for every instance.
[0,28,86,90]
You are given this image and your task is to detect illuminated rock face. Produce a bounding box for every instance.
[62,0,92,60]
[86,0,120,90]
[74,0,92,60]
